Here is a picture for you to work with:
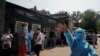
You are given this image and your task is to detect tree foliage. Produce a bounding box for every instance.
[80,9,97,33]
[96,11,100,32]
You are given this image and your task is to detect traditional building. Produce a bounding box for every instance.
[50,12,70,26]
[5,2,62,33]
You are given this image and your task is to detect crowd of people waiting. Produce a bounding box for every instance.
[0,23,66,56]
[0,23,98,56]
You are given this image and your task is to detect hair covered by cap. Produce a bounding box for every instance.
[75,28,86,40]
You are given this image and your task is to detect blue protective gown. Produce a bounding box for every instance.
[64,28,97,56]
[27,32,33,53]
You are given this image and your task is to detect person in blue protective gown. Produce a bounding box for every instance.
[57,23,98,56]
[27,30,34,55]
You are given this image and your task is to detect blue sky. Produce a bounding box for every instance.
[7,0,100,14]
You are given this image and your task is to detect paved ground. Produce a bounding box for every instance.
[40,46,70,56]
[37,38,100,56]
[96,38,100,55]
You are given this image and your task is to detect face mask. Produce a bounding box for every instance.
[75,29,84,40]
[76,32,83,40]
[23,27,28,30]
[37,30,40,33]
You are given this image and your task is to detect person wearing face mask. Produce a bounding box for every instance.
[18,23,28,56]
[26,30,34,55]
[34,28,43,56]
[57,23,98,56]
[1,28,13,56]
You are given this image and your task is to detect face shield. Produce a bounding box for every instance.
[75,28,85,40]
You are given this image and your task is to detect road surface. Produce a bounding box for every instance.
[32,38,100,56]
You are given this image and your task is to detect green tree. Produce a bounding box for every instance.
[96,11,100,32]
[81,9,97,33]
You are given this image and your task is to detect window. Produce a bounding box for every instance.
[32,24,41,31]
[15,21,28,33]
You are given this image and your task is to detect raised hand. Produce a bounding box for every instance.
[57,23,68,32]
